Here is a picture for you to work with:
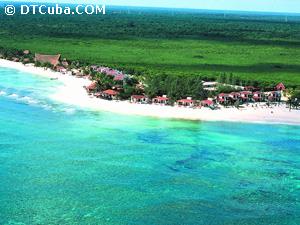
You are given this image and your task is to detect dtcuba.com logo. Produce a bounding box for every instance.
[2,3,106,16]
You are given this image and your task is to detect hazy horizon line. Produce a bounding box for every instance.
[2,0,300,15]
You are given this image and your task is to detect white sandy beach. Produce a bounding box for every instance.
[1,59,299,125]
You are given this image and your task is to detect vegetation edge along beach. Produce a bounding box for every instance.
[0,51,299,125]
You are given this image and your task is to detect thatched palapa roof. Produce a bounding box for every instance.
[35,53,61,66]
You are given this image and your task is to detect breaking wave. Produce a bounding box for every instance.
[1,89,77,114]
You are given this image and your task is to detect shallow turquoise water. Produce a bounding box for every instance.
[0,67,300,225]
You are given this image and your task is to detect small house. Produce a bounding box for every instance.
[131,95,148,104]
[101,89,119,100]
[240,91,252,102]
[217,93,230,104]
[177,98,194,107]
[229,92,240,101]
[86,82,98,93]
[201,100,214,107]
[268,91,281,102]
[253,91,263,102]
[152,95,169,105]
[275,82,285,91]
[202,81,218,91]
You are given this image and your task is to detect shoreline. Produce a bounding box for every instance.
[1,59,300,126]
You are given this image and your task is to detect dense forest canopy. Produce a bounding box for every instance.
[1,4,300,42]
[0,4,300,87]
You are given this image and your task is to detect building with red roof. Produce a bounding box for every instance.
[131,95,148,103]
[253,91,264,102]
[275,82,286,91]
[177,98,194,107]
[103,89,119,95]
[101,89,119,100]
[268,91,281,102]
[240,91,252,102]
[217,93,230,104]
[152,96,169,105]
[229,92,240,100]
[201,100,214,107]
[86,82,98,92]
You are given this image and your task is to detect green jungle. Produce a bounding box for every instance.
[0,4,300,88]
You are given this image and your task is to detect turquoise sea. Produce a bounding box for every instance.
[0,67,300,225]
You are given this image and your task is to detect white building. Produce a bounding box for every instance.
[202,81,218,91]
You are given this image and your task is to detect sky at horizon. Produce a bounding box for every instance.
[5,0,300,13]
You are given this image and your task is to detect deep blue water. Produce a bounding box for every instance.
[0,67,300,225]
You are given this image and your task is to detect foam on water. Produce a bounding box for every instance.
[62,107,77,114]
[8,93,19,99]
[1,89,70,114]
[4,91,40,105]
[0,83,68,113]
[0,90,7,96]
[41,104,54,111]
[19,96,39,104]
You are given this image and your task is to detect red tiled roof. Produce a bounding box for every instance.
[103,89,119,96]
[132,95,146,99]
[275,82,285,90]
[201,100,213,105]
[87,82,97,90]
[154,96,169,101]
[218,93,230,99]
[177,99,194,103]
